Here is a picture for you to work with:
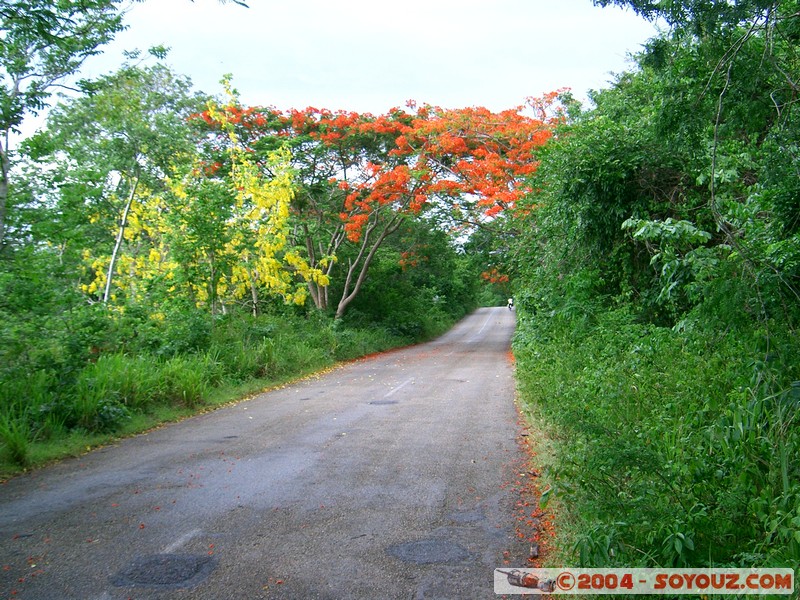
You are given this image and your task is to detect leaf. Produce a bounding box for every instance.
[673,537,683,554]
[539,486,554,510]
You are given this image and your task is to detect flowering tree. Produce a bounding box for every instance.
[193,93,562,317]
[29,61,205,305]
[167,86,328,314]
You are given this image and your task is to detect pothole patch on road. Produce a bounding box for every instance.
[111,553,216,589]
[386,539,474,564]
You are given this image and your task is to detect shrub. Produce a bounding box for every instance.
[0,414,32,467]
[514,308,800,568]
[157,355,211,408]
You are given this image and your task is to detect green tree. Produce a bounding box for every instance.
[592,0,780,32]
[340,219,477,337]
[514,0,800,322]
[510,0,800,570]
[28,57,207,304]
[0,0,132,248]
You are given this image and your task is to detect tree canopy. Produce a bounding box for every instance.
[190,94,558,316]
[0,0,132,247]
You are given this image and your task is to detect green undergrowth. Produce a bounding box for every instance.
[513,307,800,574]
[0,308,428,479]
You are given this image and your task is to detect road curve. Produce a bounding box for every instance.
[1,307,522,599]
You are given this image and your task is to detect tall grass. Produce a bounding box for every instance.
[0,371,57,465]
[0,414,33,467]
[0,309,415,472]
[513,307,800,569]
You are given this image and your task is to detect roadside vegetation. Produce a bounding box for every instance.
[0,202,485,477]
[3,0,797,579]
[0,297,468,478]
[511,0,800,573]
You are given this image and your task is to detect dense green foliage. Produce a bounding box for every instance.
[515,311,799,568]
[0,256,474,473]
[0,295,426,470]
[1,0,130,246]
[512,0,799,572]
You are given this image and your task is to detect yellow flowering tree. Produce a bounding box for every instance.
[168,83,328,314]
[37,59,206,307]
[59,69,328,316]
[80,186,178,306]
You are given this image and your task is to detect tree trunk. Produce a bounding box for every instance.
[249,267,259,317]
[303,223,344,312]
[334,214,402,319]
[0,134,10,249]
[208,253,218,316]
[307,279,325,311]
[103,175,140,304]
[304,226,324,310]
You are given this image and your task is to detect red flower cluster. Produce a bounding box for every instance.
[192,93,564,243]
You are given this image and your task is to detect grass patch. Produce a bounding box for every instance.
[513,307,800,569]
[0,312,418,480]
[0,415,33,468]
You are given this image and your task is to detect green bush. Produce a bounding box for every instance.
[514,308,800,568]
[0,301,452,477]
[70,362,133,432]
[0,414,33,467]
[157,355,211,408]
[332,325,400,361]
[208,338,275,380]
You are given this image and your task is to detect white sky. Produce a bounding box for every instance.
[76,0,660,114]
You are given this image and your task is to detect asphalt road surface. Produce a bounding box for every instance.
[1,307,526,599]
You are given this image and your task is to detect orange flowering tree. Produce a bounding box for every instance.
[191,93,562,317]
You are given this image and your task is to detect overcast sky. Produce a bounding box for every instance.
[75,0,660,114]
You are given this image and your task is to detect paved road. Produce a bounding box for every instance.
[1,307,523,599]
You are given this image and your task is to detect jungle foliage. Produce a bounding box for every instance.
[3,0,797,575]
[511,0,800,571]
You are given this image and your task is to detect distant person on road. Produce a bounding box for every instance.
[507,297,514,310]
